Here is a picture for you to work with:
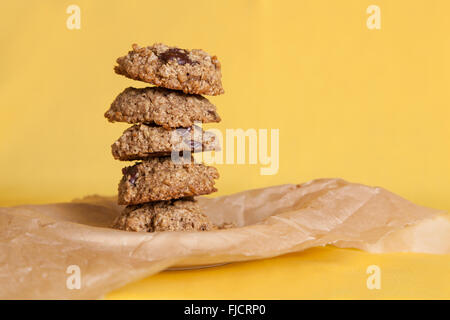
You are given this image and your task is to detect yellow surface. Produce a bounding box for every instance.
[106,246,450,300]
[1,1,449,299]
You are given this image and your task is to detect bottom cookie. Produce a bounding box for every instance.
[112,198,217,232]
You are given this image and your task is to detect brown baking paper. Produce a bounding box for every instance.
[0,178,449,299]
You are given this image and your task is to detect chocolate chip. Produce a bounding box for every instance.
[122,165,139,186]
[158,48,194,65]
[129,175,138,185]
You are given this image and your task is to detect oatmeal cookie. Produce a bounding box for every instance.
[105,87,220,128]
[115,44,224,95]
[112,124,219,161]
[113,198,217,232]
[118,157,219,205]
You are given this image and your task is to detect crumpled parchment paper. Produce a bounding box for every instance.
[0,178,449,299]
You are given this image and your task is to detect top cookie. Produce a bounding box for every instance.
[115,43,224,96]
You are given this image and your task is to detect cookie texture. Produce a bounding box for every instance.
[113,198,217,232]
[112,124,219,161]
[115,44,224,96]
[111,124,220,161]
[118,157,219,205]
[105,87,221,128]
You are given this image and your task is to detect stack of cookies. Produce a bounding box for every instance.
[105,43,224,232]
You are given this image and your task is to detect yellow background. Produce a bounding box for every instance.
[108,247,450,300]
[1,0,449,299]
